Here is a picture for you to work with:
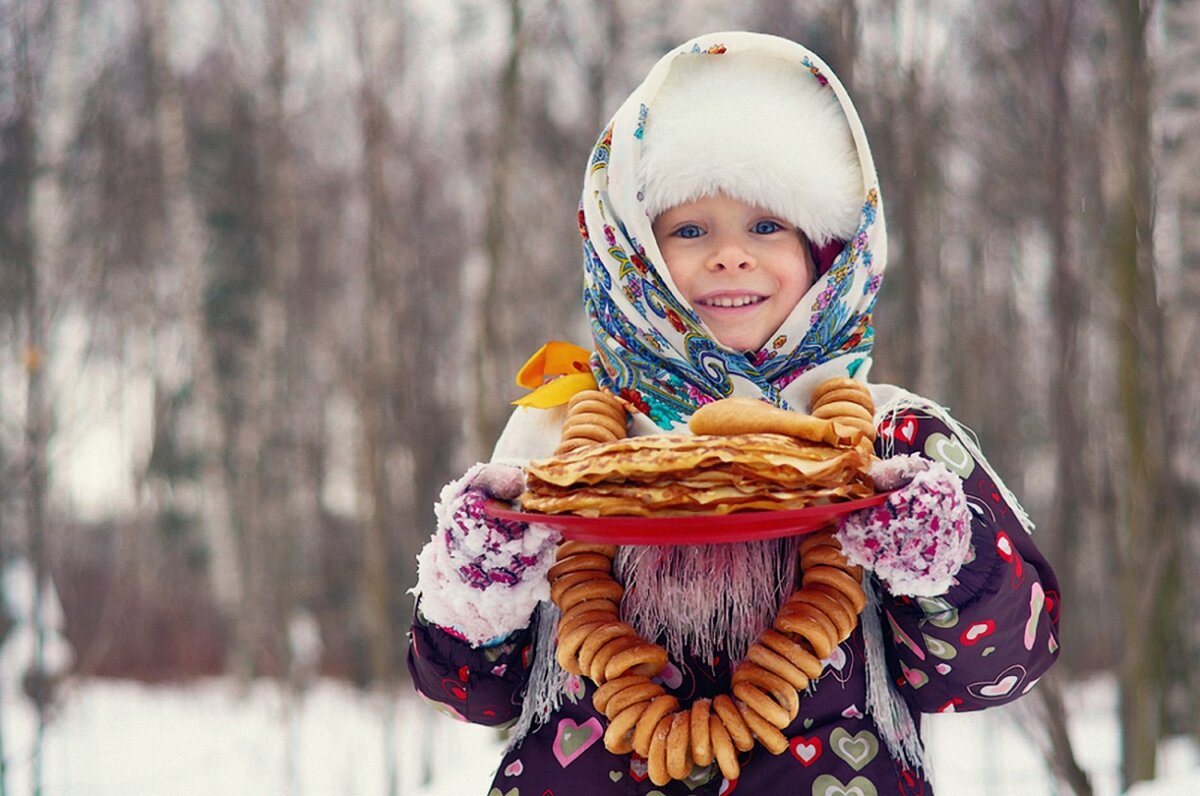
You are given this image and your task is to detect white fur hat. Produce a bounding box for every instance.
[638,51,862,245]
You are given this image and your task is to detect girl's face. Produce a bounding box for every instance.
[652,194,815,352]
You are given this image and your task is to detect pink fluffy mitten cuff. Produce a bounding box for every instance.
[414,463,560,646]
[836,454,972,597]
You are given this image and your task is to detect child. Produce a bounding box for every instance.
[409,31,1060,795]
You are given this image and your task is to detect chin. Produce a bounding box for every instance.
[716,333,770,352]
[703,314,775,352]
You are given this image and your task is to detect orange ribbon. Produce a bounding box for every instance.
[512,341,598,408]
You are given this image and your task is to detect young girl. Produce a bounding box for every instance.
[409,32,1060,795]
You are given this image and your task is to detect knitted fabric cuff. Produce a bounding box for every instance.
[413,464,560,646]
[836,454,972,597]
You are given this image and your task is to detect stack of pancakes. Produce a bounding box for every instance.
[520,396,875,517]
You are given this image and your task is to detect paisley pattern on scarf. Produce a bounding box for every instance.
[579,33,888,430]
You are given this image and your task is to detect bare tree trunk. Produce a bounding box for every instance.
[1045,0,1083,592]
[1158,0,1200,743]
[870,2,944,394]
[1108,1,1179,787]
[1034,2,1093,790]
[1020,671,1094,796]
[257,0,309,683]
[582,0,620,145]
[472,0,524,458]
[1112,189,1167,788]
[2,2,56,791]
[353,12,403,791]
[893,65,929,392]
[352,0,407,685]
[22,239,49,796]
[359,96,401,796]
[140,0,242,652]
[828,0,860,88]
[1160,0,1200,322]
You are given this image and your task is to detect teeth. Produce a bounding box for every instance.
[703,295,762,308]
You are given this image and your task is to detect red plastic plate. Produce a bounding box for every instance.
[484,492,891,546]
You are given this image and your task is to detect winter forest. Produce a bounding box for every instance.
[0,0,1198,793]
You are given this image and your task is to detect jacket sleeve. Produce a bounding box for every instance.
[875,409,1061,714]
[407,405,568,726]
[406,601,537,727]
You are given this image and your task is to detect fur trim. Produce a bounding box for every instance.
[638,51,862,245]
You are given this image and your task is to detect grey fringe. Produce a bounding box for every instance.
[506,601,568,751]
[616,537,798,666]
[861,574,926,772]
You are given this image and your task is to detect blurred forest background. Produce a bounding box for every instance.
[0,0,1197,792]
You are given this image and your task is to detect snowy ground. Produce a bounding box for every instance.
[1,675,1197,795]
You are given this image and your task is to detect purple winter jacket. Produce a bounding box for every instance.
[407,409,1061,795]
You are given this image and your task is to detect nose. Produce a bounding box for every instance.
[706,235,755,272]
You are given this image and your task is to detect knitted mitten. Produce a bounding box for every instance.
[836,454,972,597]
[414,463,560,645]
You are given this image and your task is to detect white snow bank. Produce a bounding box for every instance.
[0,674,1196,795]
[1,678,504,796]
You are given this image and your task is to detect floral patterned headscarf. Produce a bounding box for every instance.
[581,32,886,432]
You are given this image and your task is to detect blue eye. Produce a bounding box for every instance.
[752,219,785,234]
[673,224,704,239]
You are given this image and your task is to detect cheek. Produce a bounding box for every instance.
[656,247,692,289]
[777,248,815,294]
[793,247,817,292]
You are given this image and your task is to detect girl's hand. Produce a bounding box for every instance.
[835,454,973,597]
[414,463,559,645]
[467,462,526,502]
[438,463,544,590]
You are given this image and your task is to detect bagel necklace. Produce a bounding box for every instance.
[550,530,866,786]
[546,381,875,786]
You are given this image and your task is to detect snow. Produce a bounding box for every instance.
[0,675,1197,795]
[1,678,503,796]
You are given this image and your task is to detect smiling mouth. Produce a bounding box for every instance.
[698,295,766,308]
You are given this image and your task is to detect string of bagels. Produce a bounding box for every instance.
[525,378,878,786]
